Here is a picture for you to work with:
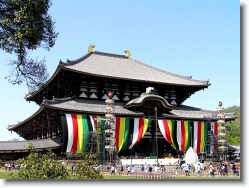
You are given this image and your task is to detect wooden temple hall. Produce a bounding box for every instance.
[1,45,236,163]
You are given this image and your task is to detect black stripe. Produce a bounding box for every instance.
[125,118,134,150]
[61,114,68,153]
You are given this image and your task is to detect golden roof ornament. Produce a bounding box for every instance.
[88,44,95,52]
[124,50,131,58]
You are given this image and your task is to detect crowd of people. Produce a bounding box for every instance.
[109,163,169,176]
[3,162,24,171]
[178,162,240,177]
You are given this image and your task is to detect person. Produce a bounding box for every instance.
[191,163,195,176]
[184,164,189,176]
[209,163,214,177]
[144,163,148,173]
[175,167,179,176]
[110,165,115,175]
[232,164,237,176]
[196,163,201,176]
[131,165,135,175]
[127,165,131,175]
[119,165,124,175]
[141,164,145,172]
[149,165,153,173]
[220,164,225,176]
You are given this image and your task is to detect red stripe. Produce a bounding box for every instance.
[181,121,186,152]
[214,122,218,135]
[197,122,201,153]
[163,120,172,143]
[135,118,144,145]
[92,115,97,130]
[115,118,120,147]
[71,114,78,153]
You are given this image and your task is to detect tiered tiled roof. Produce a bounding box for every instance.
[0,138,61,153]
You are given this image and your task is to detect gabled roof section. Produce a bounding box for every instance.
[124,92,174,110]
[60,51,210,86]
[0,138,61,153]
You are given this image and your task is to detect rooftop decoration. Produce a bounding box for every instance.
[88,44,95,52]
[124,50,131,57]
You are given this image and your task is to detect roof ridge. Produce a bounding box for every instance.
[60,51,127,65]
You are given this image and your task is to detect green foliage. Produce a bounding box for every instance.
[15,158,25,165]
[74,154,103,179]
[224,106,240,145]
[0,159,4,167]
[0,0,58,92]
[11,148,103,179]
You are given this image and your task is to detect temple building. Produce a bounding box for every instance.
[1,45,236,163]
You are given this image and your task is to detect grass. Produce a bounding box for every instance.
[0,171,240,180]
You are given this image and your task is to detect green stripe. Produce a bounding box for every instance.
[171,120,179,150]
[204,122,208,152]
[83,115,89,152]
[120,118,130,151]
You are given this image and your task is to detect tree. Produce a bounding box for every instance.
[11,143,103,179]
[0,0,58,92]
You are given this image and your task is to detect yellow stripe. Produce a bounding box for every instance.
[183,121,189,151]
[142,119,148,136]
[168,120,173,144]
[77,115,83,153]
[118,118,125,152]
[200,122,205,152]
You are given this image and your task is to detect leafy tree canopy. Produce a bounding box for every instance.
[0,0,58,92]
[11,142,103,179]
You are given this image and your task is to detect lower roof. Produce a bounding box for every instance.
[0,138,61,153]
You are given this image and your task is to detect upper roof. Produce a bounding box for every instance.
[25,50,210,100]
[61,51,209,86]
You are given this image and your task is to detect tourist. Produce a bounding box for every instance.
[175,167,179,176]
[232,164,237,176]
[110,165,115,175]
[131,165,135,175]
[141,164,145,172]
[144,163,148,173]
[149,165,153,173]
[196,163,201,176]
[127,165,131,175]
[209,163,214,177]
[184,164,189,176]
[119,165,124,175]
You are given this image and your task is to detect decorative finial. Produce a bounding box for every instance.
[218,101,222,107]
[107,91,114,99]
[88,44,95,52]
[124,50,131,58]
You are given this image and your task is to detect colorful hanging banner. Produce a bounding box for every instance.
[193,121,208,154]
[158,119,177,149]
[115,117,130,152]
[176,120,190,153]
[128,118,151,149]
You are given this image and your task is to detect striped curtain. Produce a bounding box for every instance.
[115,118,151,152]
[115,117,130,152]
[60,114,96,153]
[193,121,208,154]
[176,120,191,153]
[158,119,178,150]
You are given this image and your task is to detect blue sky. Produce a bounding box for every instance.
[0,0,240,141]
